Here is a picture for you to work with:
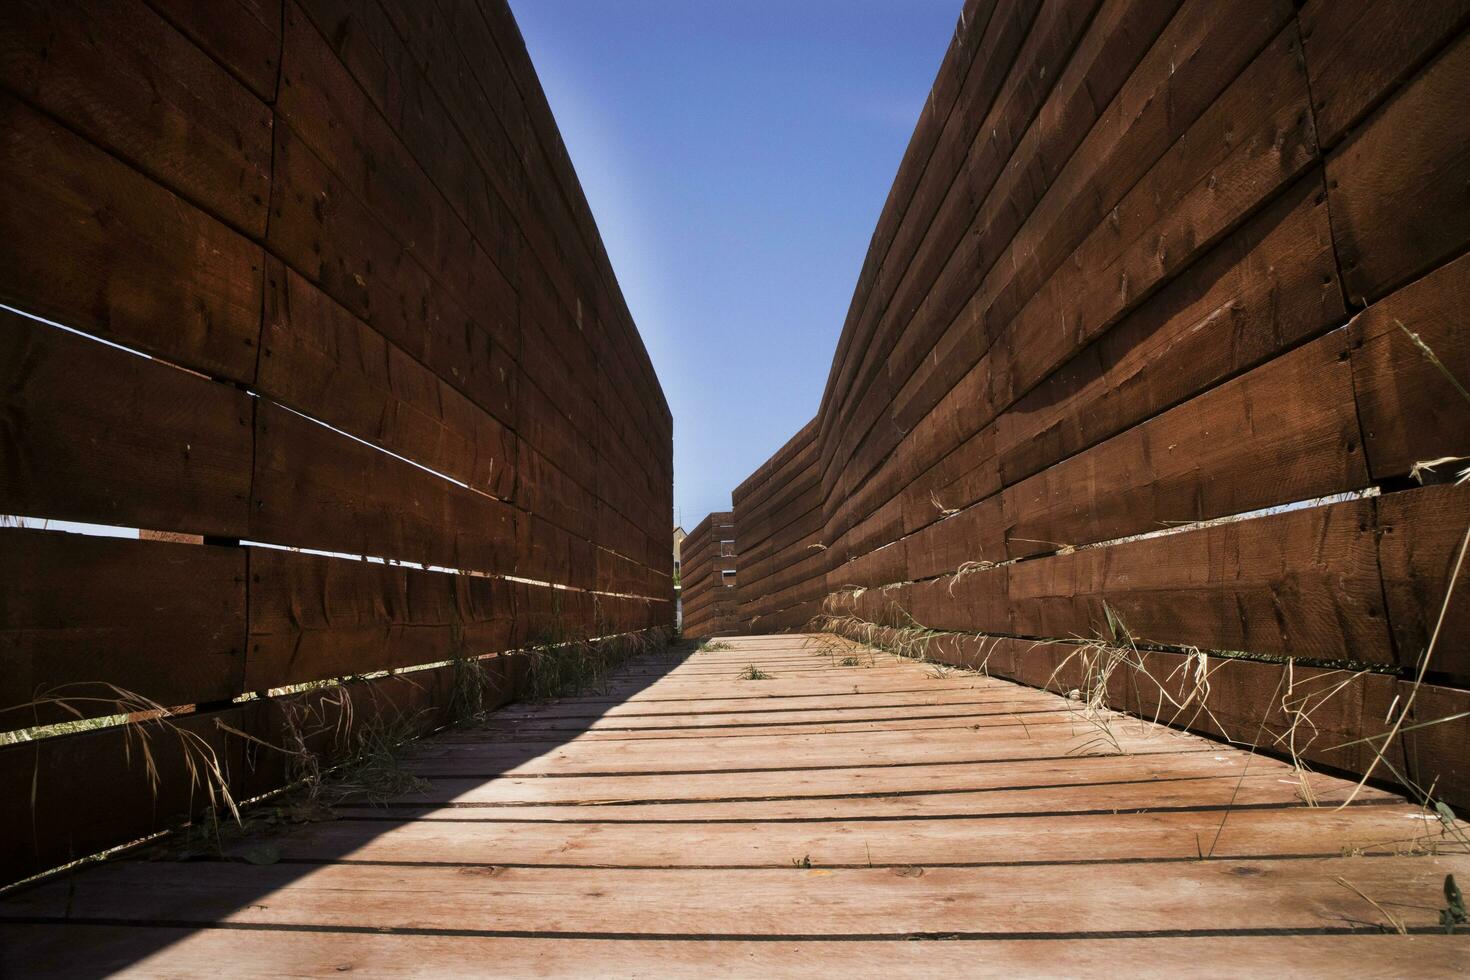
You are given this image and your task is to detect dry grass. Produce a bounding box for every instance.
[738,665,774,680]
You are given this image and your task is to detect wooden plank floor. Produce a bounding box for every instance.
[3,634,1468,977]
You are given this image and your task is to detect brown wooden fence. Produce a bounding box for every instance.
[0,0,672,885]
[725,0,1470,808]
[680,512,739,637]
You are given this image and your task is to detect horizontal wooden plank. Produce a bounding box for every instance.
[276,4,518,358]
[249,400,516,573]
[0,658,521,885]
[1003,496,1391,662]
[999,327,1366,559]
[1326,28,1470,304]
[1376,484,1470,685]
[0,89,262,382]
[245,548,515,691]
[996,172,1345,488]
[147,0,282,102]
[267,122,517,426]
[4,927,1464,978]
[258,260,517,501]
[0,0,272,236]
[8,852,1458,934]
[0,309,254,537]
[1300,0,1470,147]
[1348,248,1470,482]
[0,530,245,725]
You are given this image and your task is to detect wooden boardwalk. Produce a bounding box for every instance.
[3,634,1467,977]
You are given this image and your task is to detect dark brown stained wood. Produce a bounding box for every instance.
[996,21,1318,413]
[890,0,1279,435]
[275,4,519,358]
[512,581,597,646]
[597,547,664,600]
[246,547,515,691]
[999,328,1367,560]
[516,511,596,592]
[292,0,530,315]
[1401,680,1470,808]
[1006,497,1390,662]
[0,659,513,884]
[910,568,1009,634]
[937,634,1406,780]
[0,702,241,885]
[1347,248,1470,481]
[258,260,516,500]
[0,310,254,537]
[250,400,515,573]
[1326,29,1470,304]
[902,422,1001,536]
[840,0,1181,429]
[0,530,245,725]
[818,0,998,427]
[1300,0,1470,148]
[829,0,1050,444]
[147,0,283,101]
[1376,484,1470,685]
[514,442,597,542]
[997,172,1345,487]
[905,496,1006,582]
[0,90,263,383]
[517,372,597,495]
[267,123,517,427]
[0,0,272,237]
[519,304,598,448]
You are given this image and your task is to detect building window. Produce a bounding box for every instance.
[721,570,736,588]
[719,540,735,557]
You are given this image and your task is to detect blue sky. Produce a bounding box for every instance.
[509,0,962,529]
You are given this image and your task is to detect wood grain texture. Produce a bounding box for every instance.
[245,548,515,691]
[250,400,515,573]
[1004,496,1390,662]
[1,635,1460,976]
[1300,0,1470,148]
[0,0,273,236]
[0,310,254,537]
[1347,248,1470,481]
[146,0,283,102]
[1376,484,1470,685]
[258,259,516,500]
[0,90,263,382]
[1326,28,1470,304]
[0,530,245,725]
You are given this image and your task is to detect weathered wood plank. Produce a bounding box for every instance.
[267,123,516,426]
[1348,249,1470,482]
[1326,29,1470,304]
[1300,0,1470,147]
[0,0,273,236]
[0,90,263,382]
[245,548,515,691]
[147,0,282,102]
[1004,497,1390,662]
[1376,484,1470,685]
[996,173,1345,488]
[249,400,515,573]
[999,328,1366,559]
[258,259,517,500]
[0,530,245,725]
[0,310,254,537]
[17,842,1461,914]
[5,927,1464,979]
